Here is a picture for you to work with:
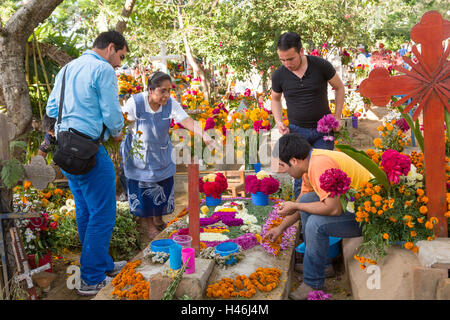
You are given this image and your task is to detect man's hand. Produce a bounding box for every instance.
[112,132,123,142]
[277,201,299,217]
[276,121,290,135]
[332,118,343,133]
[264,226,283,243]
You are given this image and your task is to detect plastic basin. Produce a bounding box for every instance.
[150,239,175,254]
[251,192,269,206]
[295,236,342,259]
[215,242,239,265]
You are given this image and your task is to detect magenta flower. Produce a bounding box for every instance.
[395,118,410,132]
[204,117,215,131]
[381,149,411,184]
[319,168,351,198]
[307,290,332,300]
[317,114,339,134]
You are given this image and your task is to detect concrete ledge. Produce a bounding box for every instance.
[343,237,422,300]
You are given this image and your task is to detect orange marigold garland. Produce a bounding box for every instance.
[206,268,282,299]
[249,268,282,292]
[111,260,149,300]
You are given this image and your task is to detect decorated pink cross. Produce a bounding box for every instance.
[360,11,450,237]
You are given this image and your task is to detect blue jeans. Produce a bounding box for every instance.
[61,145,116,285]
[299,192,362,289]
[289,124,334,200]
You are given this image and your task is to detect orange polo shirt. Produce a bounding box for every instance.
[300,149,373,201]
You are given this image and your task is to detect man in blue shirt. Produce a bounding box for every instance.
[46,30,128,296]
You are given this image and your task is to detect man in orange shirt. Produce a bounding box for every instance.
[267,133,372,300]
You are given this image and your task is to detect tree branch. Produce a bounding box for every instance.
[5,0,63,42]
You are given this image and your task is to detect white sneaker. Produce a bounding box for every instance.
[106,261,127,277]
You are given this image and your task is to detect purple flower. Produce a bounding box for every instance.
[307,290,332,300]
[395,118,410,132]
[317,114,339,134]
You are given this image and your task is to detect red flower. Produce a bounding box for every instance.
[381,149,411,184]
[50,222,58,230]
[245,175,280,195]
[319,168,351,198]
[199,173,228,198]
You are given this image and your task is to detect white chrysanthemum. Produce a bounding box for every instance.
[416,173,423,181]
[416,182,423,188]
[66,199,75,207]
[200,232,229,242]
[203,173,217,182]
[256,170,270,180]
[346,201,355,213]
[240,224,261,234]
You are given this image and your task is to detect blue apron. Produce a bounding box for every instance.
[121,94,176,182]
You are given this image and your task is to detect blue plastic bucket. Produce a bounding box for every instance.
[253,163,261,173]
[150,239,175,254]
[215,242,239,265]
[295,237,342,259]
[205,195,222,206]
[251,192,269,206]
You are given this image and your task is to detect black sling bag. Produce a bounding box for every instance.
[52,66,106,175]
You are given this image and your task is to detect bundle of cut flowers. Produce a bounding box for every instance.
[319,168,351,198]
[199,172,228,199]
[245,170,280,195]
[317,114,339,141]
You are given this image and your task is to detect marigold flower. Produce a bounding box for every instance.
[430,217,438,224]
[404,242,414,250]
[24,181,32,190]
[419,206,428,214]
[382,233,389,240]
[425,221,434,230]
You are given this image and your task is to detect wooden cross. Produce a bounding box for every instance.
[360,11,450,237]
[149,42,183,74]
[9,226,51,300]
[0,212,38,298]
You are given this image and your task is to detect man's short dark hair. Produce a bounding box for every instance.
[93,30,129,52]
[273,133,311,165]
[277,32,302,53]
[147,71,172,90]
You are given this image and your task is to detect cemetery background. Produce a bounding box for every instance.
[0,0,449,300]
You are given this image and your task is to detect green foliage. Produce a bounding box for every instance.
[109,202,142,261]
[1,158,24,189]
[53,214,81,252]
[335,144,390,192]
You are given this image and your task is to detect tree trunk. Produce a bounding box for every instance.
[0,0,63,138]
[115,0,137,34]
[176,6,211,103]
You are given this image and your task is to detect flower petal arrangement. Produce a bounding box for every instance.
[245,171,280,195]
[199,172,228,199]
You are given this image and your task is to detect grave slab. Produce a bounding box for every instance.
[94,224,298,300]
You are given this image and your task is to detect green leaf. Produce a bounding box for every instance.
[1,158,24,189]
[445,109,450,143]
[339,195,348,212]
[335,144,390,191]
[9,141,27,152]
[397,107,424,152]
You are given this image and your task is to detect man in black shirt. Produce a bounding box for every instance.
[271,32,345,200]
